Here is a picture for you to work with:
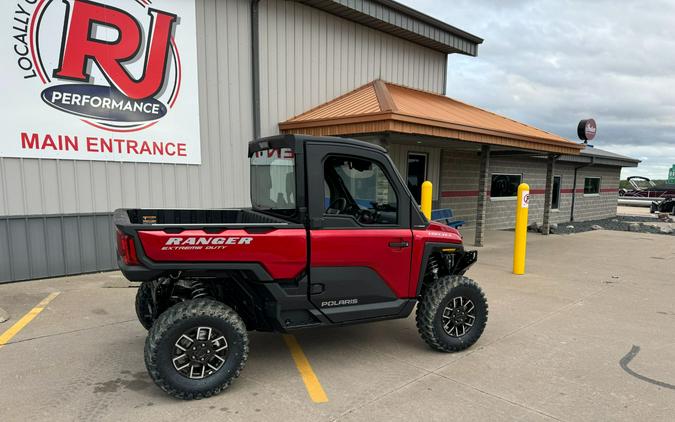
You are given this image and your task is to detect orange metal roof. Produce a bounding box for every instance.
[280,80,584,155]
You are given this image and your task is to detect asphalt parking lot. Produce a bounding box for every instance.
[1,229,674,421]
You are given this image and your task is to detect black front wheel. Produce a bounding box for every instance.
[416,275,488,352]
[144,299,249,399]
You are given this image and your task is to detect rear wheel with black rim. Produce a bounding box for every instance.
[145,298,248,399]
[416,275,488,352]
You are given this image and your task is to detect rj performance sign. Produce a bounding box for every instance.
[3,0,201,163]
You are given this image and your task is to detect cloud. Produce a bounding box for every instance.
[402,0,675,179]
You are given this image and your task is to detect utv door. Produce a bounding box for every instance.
[306,142,414,323]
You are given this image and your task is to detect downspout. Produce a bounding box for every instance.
[251,0,261,139]
[570,157,594,222]
[442,55,448,95]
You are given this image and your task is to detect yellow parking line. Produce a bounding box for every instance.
[282,334,329,403]
[0,292,60,349]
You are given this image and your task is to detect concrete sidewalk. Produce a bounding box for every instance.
[617,205,653,217]
[0,230,674,421]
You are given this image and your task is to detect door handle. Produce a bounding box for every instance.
[388,241,410,248]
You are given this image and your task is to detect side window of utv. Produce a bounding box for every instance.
[323,156,398,225]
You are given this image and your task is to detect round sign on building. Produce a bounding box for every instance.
[577,119,597,142]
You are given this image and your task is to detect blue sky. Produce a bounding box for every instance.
[401,0,675,180]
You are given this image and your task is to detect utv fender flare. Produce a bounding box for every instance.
[415,242,464,297]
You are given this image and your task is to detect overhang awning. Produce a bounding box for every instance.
[279,80,585,155]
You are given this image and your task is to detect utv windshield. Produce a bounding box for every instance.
[250,148,296,211]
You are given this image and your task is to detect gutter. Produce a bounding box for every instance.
[251,0,261,139]
[570,157,594,222]
[296,0,482,56]
[374,0,484,44]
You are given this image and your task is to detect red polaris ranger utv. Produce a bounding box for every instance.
[114,135,487,399]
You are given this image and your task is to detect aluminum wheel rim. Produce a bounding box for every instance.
[441,296,476,337]
[172,326,228,379]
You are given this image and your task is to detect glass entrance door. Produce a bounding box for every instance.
[406,153,427,204]
[552,176,561,209]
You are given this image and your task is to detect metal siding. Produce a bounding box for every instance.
[78,217,97,273]
[27,218,49,279]
[62,217,82,275]
[0,159,6,215]
[92,162,108,212]
[259,0,447,137]
[23,160,42,214]
[60,161,78,213]
[75,162,93,212]
[41,161,60,212]
[0,221,11,281]
[199,1,218,209]
[45,217,66,276]
[94,215,114,270]
[107,163,123,209]
[8,220,30,280]
[0,214,118,284]
[4,159,25,215]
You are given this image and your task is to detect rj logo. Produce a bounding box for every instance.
[53,0,177,100]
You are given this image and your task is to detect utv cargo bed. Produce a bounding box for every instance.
[116,208,290,227]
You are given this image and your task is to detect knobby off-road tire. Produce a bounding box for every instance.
[416,275,488,352]
[135,282,155,330]
[145,299,249,400]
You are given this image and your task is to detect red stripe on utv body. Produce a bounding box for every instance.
[137,229,307,279]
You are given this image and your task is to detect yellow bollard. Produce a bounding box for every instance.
[513,183,530,275]
[420,181,433,220]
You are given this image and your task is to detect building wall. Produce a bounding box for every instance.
[485,154,550,230]
[0,0,448,282]
[439,149,482,226]
[0,214,117,283]
[439,149,621,230]
[567,165,621,222]
[258,0,448,137]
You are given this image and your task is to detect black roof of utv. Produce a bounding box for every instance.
[248,134,386,157]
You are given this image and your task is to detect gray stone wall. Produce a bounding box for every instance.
[439,150,481,226]
[570,165,621,222]
[438,148,621,230]
[485,155,548,230]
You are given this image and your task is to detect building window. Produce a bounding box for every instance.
[490,174,522,198]
[552,176,561,209]
[406,152,428,204]
[584,177,600,195]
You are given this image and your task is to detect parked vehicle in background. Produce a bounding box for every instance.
[619,176,675,199]
[650,197,675,215]
[114,135,488,400]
